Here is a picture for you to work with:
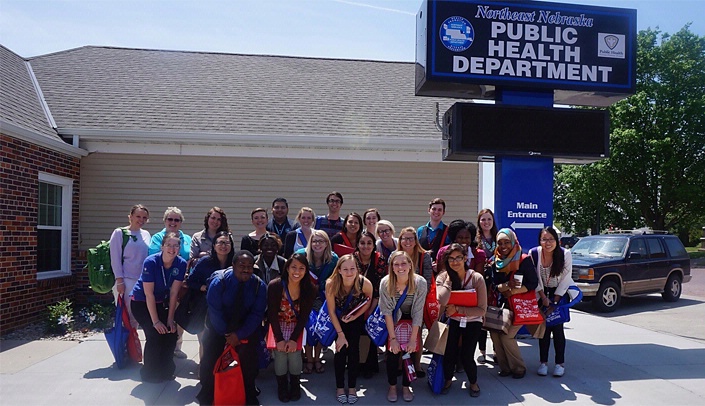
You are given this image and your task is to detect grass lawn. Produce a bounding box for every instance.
[686,246,705,260]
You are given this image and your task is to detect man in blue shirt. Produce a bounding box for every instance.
[197,251,267,406]
[417,198,451,271]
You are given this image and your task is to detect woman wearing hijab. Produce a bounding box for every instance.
[489,228,538,379]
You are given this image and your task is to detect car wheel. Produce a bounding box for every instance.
[661,274,682,302]
[594,280,620,312]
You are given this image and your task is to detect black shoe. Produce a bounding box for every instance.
[512,371,526,379]
[289,374,302,401]
[416,370,426,379]
[276,375,290,402]
[498,370,512,377]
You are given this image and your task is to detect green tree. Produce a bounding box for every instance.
[555,26,705,240]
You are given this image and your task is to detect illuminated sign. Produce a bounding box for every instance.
[416,0,637,106]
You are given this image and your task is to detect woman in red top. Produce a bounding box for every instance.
[266,253,316,402]
[331,212,363,256]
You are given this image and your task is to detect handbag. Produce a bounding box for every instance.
[423,319,449,355]
[174,288,208,334]
[213,345,246,406]
[104,295,129,368]
[508,289,544,325]
[423,279,440,328]
[426,353,445,394]
[483,305,513,334]
[544,286,583,327]
[392,319,415,351]
[305,309,319,346]
[119,295,142,363]
[365,285,408,346]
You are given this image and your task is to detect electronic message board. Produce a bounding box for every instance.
[442,102,609,163]
[416,0,637,106]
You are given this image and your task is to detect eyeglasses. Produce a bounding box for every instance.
[215,241,232,246]
[165,244,181,249]
[166,217,182,223]
[328,199,342,204]
[400,237,415,242]
[448,255,465,263]
[311,239,326,245]
[378,229,391,235]
[540,238,556,243]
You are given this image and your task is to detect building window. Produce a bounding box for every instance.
[37,173,73,277]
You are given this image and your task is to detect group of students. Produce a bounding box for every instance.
[108,192,573,405]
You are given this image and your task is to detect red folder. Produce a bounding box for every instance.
[448,290,478,307]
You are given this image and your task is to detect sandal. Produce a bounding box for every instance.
[348,391,358,404]
[315,360,325,373]
[303,361,314,374]
[469,384,481,398]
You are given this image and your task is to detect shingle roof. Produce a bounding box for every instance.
[0,46,60,140]
[27,46,456,139]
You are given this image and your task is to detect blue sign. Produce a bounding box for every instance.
[495,156,553,253]
[416,0,637,106]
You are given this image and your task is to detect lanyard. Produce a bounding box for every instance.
[461,271,473,290]
[283,281,299,318]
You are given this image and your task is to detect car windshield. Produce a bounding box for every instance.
[571,237,627,258]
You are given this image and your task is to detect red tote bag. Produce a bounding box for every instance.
[508,290,544,325]
[423,280,440,328]
[213,345,246,406]
[119,295,143,363]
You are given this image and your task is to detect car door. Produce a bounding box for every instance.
[645,237,669,291]
[623,238,650,294]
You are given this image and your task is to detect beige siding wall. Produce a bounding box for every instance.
[79,153,479,251]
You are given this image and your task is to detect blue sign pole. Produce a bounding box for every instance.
[495,90,554,252]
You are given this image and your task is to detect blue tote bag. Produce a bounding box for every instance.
[365,286,408,346]
[104,295,129,369]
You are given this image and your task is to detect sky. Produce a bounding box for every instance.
[1,0,702,60]
[2,0,702,211]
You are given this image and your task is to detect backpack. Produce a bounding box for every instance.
[86,227,132,294]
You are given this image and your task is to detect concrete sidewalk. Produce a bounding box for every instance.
[2,309,704,405]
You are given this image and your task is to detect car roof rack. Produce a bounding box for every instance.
[605,229,670,235]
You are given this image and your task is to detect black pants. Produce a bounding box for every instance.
[386,350,412,387]
[539,323,566,364]
[197,326,260,405]
[334,316,364,389]
[478,329,488,352]
[131,300,178,381]
[442,319,482,385]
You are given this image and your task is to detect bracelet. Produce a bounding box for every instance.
[390,337,397,341]
[117,282,125,286]
[152,321,161,326]
[336,330,344,335]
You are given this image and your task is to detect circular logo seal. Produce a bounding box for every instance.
[439,16,474,52]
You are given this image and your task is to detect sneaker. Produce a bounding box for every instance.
[553,364,565,377]
[537,363,548,376]
[173,349,187,359]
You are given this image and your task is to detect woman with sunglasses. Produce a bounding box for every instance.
[297,229,339,374]
[148,207,192,359]
[436,243,487,397]
[375,220,398,260]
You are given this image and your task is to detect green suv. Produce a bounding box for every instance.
[571,232,692,312]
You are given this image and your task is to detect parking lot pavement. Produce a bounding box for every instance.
[2,309,705,405]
